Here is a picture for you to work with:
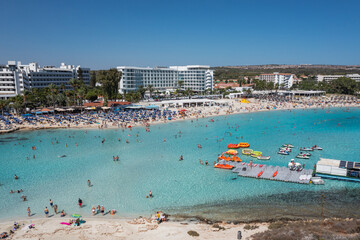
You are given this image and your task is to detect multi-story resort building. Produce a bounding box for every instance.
[316,74,360,82]
[259,72,298,89]
[0,61,90,99]
[117,65,214,94]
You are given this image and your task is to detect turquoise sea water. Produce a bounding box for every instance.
[1,107,360,221]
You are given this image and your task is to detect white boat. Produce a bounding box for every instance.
[311,177,324,185]
[279,147,292,152]
[278,151,289,155]
[283,144,294,148]
[313,146,323,150]
[299,152,311,156]
[296,154,310,159]
[300,147,313,151]
[288,161,302,171]
[257,156,270,160]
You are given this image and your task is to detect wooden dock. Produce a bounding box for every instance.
[218,160,313,184]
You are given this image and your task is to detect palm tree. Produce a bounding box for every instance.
[147,85,154,98]
[48,83,58,108]
[178,80,184,90]
[0,99,8,115]
[69,78,81,106]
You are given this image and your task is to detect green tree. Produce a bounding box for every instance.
[178,80,184,90]
[85,91,98,102]
[0,99,8,115]
[47,83,58,107]
[97,69,121,100]
[147,85,154,98]
[137,85,146,99]
[90,71,97,87]
[328,77,358,95]
[77,68,84,82]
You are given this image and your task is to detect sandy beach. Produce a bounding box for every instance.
[1,96,359,133]
[0,217,269,240]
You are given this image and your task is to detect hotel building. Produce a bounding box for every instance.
[0,61,90,99]
[316,74,360,82]
[259,72,298,89]
[117,65,214,94]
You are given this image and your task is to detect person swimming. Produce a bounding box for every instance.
[14,174,18,180]
[179,155,183,161]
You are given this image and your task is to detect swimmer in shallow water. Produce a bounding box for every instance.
[179,155,183,161]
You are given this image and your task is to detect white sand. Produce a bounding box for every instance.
[0,217,268,240]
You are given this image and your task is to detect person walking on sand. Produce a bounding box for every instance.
[27,207,31,217]
[44,207,49,217]
[78,198,83,208]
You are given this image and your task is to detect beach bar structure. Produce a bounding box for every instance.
[219,160,313,184]
[315,158,360,182]
[149,99,217,108]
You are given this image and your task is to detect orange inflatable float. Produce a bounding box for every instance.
[214,164,234,169]
[231,156,242,162]
[227,142,250,149]
[238,142,250,148]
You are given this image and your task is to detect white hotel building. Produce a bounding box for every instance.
[0,61,90,99]
[316,74,360,82]
[117,65,214,94]
[259,72,298,89]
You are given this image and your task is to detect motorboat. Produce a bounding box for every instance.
[279,147,292,152]
[299,152,311,156]
[257,156,270,160]
[288,160,303,171]
[312,146,323,150]
[296,154,310,159]
[311,177,325,185]
[300,147,313,151]
[278,150,289,155]
[283,144,294,148]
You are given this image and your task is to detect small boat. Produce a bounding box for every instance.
[299,152,311,156]
[214,164,234,170]
[58,155,67,158]
[279,147,292,152]
[296,154,310,159]
[257,171,263,177]
[278,151,289,155]
[272,171,278,177]
[301,147,313,151]
[257,156,270,160]
[283,144,294,148]
[312,146,323,150]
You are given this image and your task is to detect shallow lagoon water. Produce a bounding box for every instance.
[1,107,360,221]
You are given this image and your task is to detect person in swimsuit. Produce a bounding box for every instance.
[101,206,105,216]
[14,174,18,180]
[87,180,91,187]
[54,204,58,214]
[50,199,53,208]
[149,190,153,198]
[44,207,49,217]
[92,206,96,215]
[27,207,31,217]
[78,198,83,208]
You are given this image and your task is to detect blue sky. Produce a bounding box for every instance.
[1,0,359,69]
